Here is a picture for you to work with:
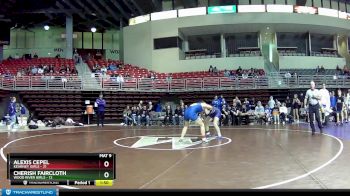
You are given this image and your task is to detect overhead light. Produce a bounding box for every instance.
[267,27,270,29]
[44,25,50,30]
[91,27,97,33]
[91,13,97,16]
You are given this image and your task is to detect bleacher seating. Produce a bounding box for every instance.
[0,58,75,75]
[19,91,83,121]
[88,59,265,79]
[281,69,337,75]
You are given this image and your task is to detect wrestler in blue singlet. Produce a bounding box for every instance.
[208,107,221,119]
[184,103,204,121]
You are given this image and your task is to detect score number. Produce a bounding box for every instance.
[99,154,113,179]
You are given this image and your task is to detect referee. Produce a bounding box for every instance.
[304,81,323,135]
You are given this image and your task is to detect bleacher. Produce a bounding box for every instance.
[281,69,337,75]
[0,58,75,75]
[87,59,265,79]
[19,91,83,122]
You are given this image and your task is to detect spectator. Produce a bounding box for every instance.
[320,65,325,73]
[230,102,240,126]
[272,103,280,124]
[163,105,173,126]
[284,72,291,78]
[14,53,20,59]
[213,67,218,75]
[116,74,124,83]
[37,67,44,74]
[101,66,107,74]
[335,89,345,126]
[224,69,230,77]
[31,66,38,75]
[16,71,22,77]
[279,102,288,125]
[208,65,213,73]
[138,100,144,109]
[8,97,17,130]
[315,66,320,74]
[139,105,150,126]
[212,96,220,109]
[292,94,301,123]
[33,53,38,59]
[55,54,61,58]
[221,105,229,126]
[166,74,172,83]
[254,101,266,124]
[173,105,183,125]
[130,106,138,126]
[237,66,242,74]
[123,106,132,126]
[7,55,13,60]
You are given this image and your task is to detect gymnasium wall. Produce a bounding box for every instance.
[124,12,350,73]
[3,28,121,59]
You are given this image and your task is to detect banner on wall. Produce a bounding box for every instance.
[318,7,338,18]
[294,6,318,14]
[129,14,150,25]
[266,5,293,13]
[178,7,206,17]
[151,10,177,21]
[208,5,237,14]
[238,5,266,13]
[339,11,350,19]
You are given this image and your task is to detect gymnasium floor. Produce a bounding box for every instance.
[0,123,349,189]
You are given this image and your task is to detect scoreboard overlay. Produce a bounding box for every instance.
[7,153,116,186]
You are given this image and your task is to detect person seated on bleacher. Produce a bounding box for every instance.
[237,66,242,74]
[71,68,78,75]
[213,67,219,75]
[208,65,214,73]
[230,102,240,126]
[242,98,249,109]
[166,74,172,83]
[221,105,230,126]
[16,70,22,77]
[254,101,266,125]
[139,105,150,126]
[163,105,173,126]
[130,106,138,126]
[33,53,38,59]
[31,66,38,75]
[108,63,117,71]
[173,105,183,126]
[279,102,288,125]
[238,104,250,125]
[101,66,107,74]
[123,105,132,126]
[284,72,291,79]
[320,65,325,74]
[242,71,248,79]
[224,69,230,77]
[116,74,124,83]
[37,67,44,75]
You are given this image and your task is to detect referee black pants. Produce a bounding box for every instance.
[309,104,323,133]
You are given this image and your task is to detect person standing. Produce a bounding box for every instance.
[319,83,330,126]
[8,97,17,130]
[95,94,106,127]
[304,81,323,135]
